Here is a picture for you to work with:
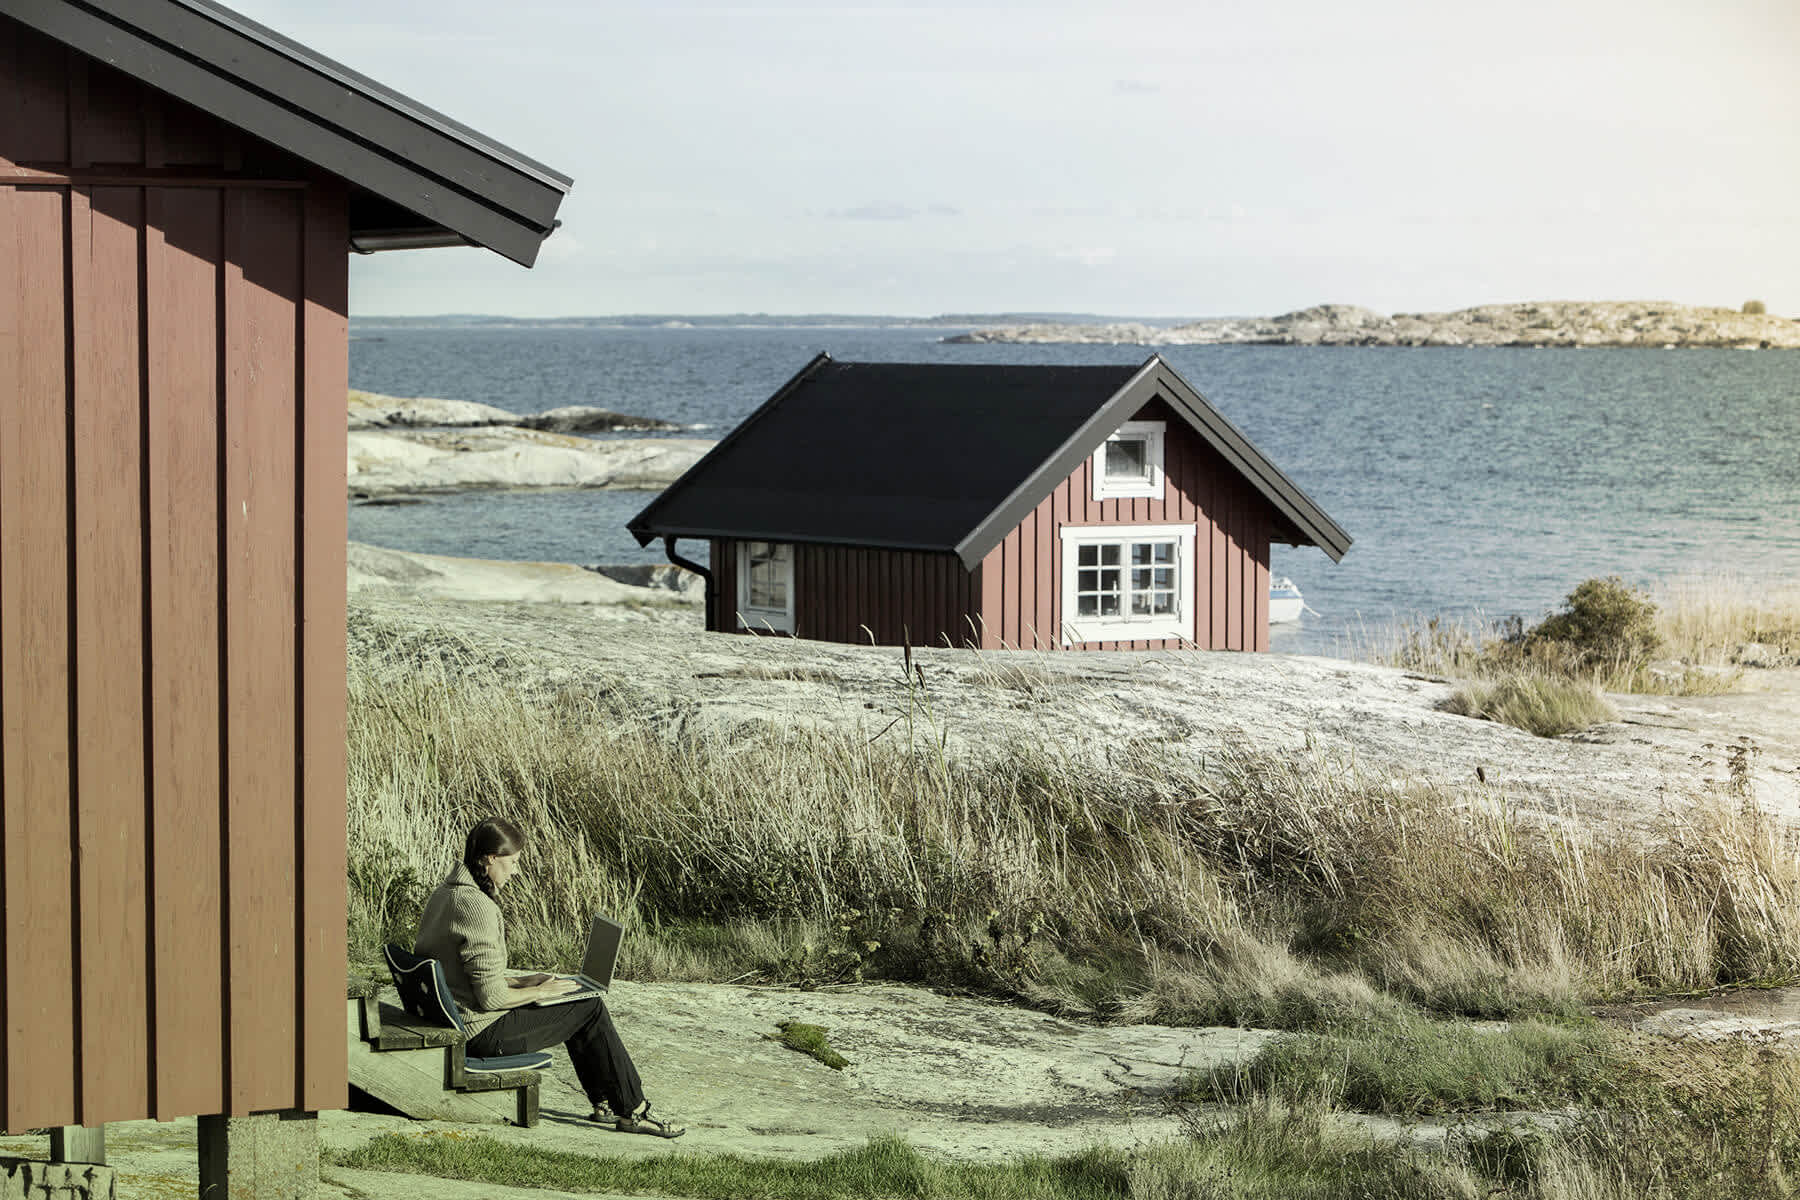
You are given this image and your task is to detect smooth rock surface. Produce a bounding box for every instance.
[947,300,1800,348]
[519,406,682,433]
[348,543,701,608]
[350,590,1800,824]
[586,562,707,596]
[0,981,1274,1199]
[347,428,713,495]
[348,389,517,429]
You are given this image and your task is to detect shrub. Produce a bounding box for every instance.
[1522,576,1661,673]
[1742,299,1767,315]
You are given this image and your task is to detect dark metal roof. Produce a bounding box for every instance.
[3,0,572,265]
[629,355,1352,568]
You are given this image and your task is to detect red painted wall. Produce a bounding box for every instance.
[974,398,1270,651]
[0,18,348,1129]
[708,398,1273,651]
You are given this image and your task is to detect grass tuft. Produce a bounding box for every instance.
[1189,1011,1610,1114]
[1443,673,1618,737]
[773,1020,850,1071]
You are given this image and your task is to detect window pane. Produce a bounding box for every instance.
[1078,544,1098,567]
[1078,569,1099,591]
[1078,595,1098,617]
[1100,594,1119,616]
[1131,592,1152,615]
[1153,567,1174,590]
[1132,568,1154,590]
[749,568,785,608]
[1131,543,1153,565]
[1105,438,1148,479]
[747,541,787,608]
[1153,542,1173,564]
[1153,592,1175,614]
[1099,545,1120,566]
[1100,569,1119,590]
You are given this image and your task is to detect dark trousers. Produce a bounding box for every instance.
[467,997,644,1117]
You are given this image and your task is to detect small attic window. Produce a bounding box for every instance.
[1092,421,1165,501]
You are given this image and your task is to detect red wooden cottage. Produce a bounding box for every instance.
[628,355,1350,651]
[0,0,567,1189]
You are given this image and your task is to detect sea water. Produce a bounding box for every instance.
[348,322,1800,658]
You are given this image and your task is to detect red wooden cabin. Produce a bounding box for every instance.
[629,355,1350,651]
[0,0,568,1182]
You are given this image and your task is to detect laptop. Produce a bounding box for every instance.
[530,914,624,1006]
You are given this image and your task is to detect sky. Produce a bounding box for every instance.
[234,0,1799,318]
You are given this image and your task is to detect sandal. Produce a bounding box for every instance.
[605,1101,685,1139]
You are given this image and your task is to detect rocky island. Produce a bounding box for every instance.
[345,389,713,496]
[946,301,1800,348]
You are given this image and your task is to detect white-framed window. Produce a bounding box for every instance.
[1059,523,1195,645]
[735,541,794,633]
[1091,420,1165,501]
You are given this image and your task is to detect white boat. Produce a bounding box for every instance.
[1269,577,1305,624]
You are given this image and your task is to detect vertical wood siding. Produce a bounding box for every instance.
[709,540,977,647]
[0,22,348,1131]
[701,396,1274,653]
[974,398,1272,651]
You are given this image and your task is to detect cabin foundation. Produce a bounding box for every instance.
[198,1111,319,1200]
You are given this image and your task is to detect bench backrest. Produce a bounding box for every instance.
[383,943,470,1039]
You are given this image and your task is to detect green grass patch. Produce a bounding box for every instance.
[1443,673,1618,737]
[1189,1012,1611,1114]
[773,1020,850,1070]
[331,1122,1485,1200]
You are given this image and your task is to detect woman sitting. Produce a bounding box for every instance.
[414,815,684,1137]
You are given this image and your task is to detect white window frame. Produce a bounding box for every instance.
[1059,523,1195,646]
[1091,420,1165,501]
[735,541,795,633]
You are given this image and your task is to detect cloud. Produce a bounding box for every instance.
[1113,78,1160,95]
[822,203,962,221]
[1055,247,1116,267]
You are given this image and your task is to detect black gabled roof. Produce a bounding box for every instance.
[628,354,1352,568]
[4,0,571,265]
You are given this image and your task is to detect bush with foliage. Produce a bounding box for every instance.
[1742,299,1767,315]
[1521,576,1662,671]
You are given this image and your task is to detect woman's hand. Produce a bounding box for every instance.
[504,975,582,1006]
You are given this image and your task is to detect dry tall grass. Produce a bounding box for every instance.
[348,649,1800,1025]
[1653,573,1800,665]
[1352,573,1800,705]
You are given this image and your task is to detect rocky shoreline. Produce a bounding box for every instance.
[346,390,713,496]
[946,301,1800,348]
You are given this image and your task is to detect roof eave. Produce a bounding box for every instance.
[4,0,572,266]
[1146,360,1353,562]
[633,527,962,557]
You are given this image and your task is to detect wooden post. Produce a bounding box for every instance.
[198,1110,318,1199]
[49,1125,105,1165]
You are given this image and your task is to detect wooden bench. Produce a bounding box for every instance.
[346,971,548,1126]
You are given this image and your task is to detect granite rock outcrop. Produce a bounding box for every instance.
[946,301,1800,348]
